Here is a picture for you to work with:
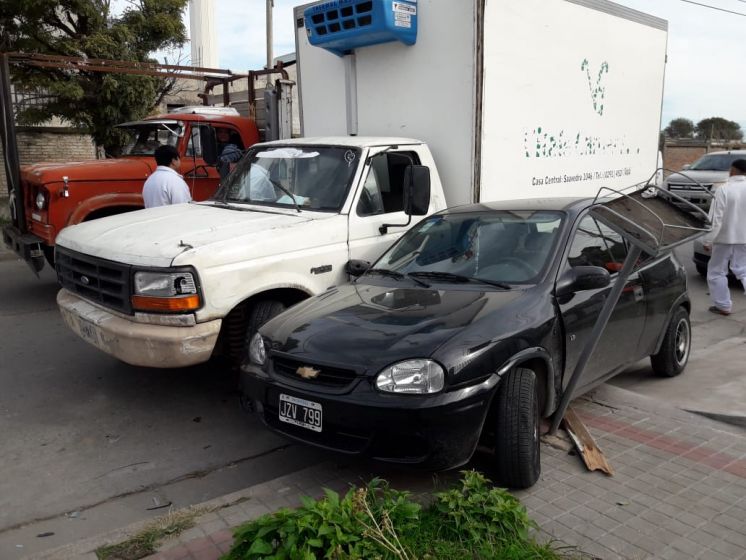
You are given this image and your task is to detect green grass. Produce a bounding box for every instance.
[223,471,580,560]
[95,506,208,560]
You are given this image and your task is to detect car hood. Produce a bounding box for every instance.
[55,202,334,267]
[665,169,729,185]
[21,158,154,184]
[263,282,533,374]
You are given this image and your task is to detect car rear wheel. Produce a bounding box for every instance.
[492,367,540,489]
[650,306,690,377]
[243,300,286,364]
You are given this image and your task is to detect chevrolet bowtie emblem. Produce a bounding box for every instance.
[297,366,320,379]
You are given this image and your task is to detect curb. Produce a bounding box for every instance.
[24,461,343,560]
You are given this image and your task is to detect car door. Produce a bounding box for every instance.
[557,213,647,391]
[347,150,420,263]
[180,123,223,201]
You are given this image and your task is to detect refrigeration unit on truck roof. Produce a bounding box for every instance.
[295,0,668,206]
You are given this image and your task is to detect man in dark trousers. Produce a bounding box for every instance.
[705,158,746,315]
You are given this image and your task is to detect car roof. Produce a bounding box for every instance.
[439,197,594,216]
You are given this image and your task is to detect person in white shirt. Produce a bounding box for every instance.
[142,145,192,208]
[705,158,746,315]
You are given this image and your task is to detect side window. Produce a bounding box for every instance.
[567,215,627,272]
[356,151,419,217]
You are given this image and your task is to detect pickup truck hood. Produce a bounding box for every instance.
[263,282,529,375]
[55,203,332,267]
[21,158,153,184]
[665,169,728,186]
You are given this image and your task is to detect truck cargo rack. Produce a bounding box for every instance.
[550,182,712,435]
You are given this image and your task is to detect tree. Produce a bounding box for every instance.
[0,0,189,154]
[663,118,694,139]
[695,117,743,142]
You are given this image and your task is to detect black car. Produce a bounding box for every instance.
[241,198,691,488]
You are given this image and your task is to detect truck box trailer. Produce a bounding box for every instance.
[295,0,667,205]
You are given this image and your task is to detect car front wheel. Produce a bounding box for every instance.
[243,300,286,365]
[492,367,541,489]
[650,306,690,377]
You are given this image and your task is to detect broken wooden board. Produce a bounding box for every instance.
[563,407,614,476]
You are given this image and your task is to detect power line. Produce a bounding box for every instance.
[678,0,746,16]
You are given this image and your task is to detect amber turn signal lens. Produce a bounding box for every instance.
[131,294,201,312]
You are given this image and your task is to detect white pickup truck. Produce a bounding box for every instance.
[55,0,667,368]
[55,137,445,367]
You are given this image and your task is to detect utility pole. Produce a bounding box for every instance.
[266,0,274,69]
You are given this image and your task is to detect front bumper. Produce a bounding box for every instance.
[666,189,712,210]
[2,224,45,272]
[57,289,221,368]
[241,364,500,470]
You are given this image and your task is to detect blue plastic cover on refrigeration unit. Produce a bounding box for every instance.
[304,0,418,56]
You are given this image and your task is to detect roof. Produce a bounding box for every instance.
[256,136,425,148]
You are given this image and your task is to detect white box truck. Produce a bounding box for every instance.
[54,0,667,368]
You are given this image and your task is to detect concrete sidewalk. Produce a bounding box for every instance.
[32,384,746,560]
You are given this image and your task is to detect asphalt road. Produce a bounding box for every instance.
[0,257,325,558]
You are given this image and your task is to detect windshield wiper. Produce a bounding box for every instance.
[365,268,430,287]
[270,179,301,213]
[409,271,511,289]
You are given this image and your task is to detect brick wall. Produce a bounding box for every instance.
[0,128,96,197]
[663,141,745,176]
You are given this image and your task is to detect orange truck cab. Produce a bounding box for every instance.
[2,106,259,273]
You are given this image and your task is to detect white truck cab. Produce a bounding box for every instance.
[55,137,445,367]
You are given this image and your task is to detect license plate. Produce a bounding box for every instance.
[278,394,322,432]
[76,316,101,346]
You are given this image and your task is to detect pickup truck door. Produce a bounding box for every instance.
[180,123,223,201]
[347,150,421,263]
[557,213,647,392]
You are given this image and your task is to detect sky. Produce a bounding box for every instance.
[147,0,746,131]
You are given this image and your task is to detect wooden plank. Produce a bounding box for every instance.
[563,407,614,476]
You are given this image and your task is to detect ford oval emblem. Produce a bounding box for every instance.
[297,366,320,379]
[80,275,90,285]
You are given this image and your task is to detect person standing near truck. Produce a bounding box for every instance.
[142,145,192,208]
[705,158,746,315]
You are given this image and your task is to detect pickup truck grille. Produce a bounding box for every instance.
[272,355,358,389]
[56,247,132,314]
[668,183,712,191]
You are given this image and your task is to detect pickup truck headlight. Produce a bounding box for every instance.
[376,359,445,394]
[249,333,267,365]
[131,270,201,312]
[35,192,46,210]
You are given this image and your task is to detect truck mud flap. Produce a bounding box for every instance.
[2,225,45,276]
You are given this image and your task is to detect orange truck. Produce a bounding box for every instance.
[3,106,259,272]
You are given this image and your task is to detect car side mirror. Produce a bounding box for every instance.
[555,266,610,297]
[200,126,218,166]
[345,259,371,277]
[404,165,430,216]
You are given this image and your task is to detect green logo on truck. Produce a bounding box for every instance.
[581,59,609,116]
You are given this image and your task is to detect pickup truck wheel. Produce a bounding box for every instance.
[244,300,286,363]
[650,306,690,377]
[43,246,55,267]
[492,367,540,489]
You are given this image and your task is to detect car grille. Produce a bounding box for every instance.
[668,183,712,191]
[56,247,132,314]
[271,355,359,389]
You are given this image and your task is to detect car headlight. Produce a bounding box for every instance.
[35,192,46,210]
[376,359,444,394]
[131,270,201,312]
[249,332,267,365]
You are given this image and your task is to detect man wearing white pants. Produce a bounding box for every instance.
[705,158,746,315]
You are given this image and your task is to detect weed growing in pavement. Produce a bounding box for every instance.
[95,506,208,560]
[223,470,572,560]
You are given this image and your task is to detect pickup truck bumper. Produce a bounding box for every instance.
[2,224,46,272]
[57,289,222,368]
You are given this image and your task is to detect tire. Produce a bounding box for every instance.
[695,263,707,278]
[43,245,55,268]
[243,300,286,364]
[650,306,690,377]
[493,367,541,489]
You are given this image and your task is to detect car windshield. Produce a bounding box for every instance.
[689,154,744,171]
[119,123,183,156]
[374,211,564,285]
[215,146,361,212]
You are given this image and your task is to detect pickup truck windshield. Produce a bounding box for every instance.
[216,146,361,212]
[120,123,183,156]
[375,211,564,284]
[689,154,743,171]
